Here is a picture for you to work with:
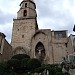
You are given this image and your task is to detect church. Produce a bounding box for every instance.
[0,0,68,64]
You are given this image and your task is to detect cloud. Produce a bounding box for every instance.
[0,23,13,43]
[0,9,15,25]
[35,0,74,17]
[0,0,74,43]
[0,0,21,14]
[0,9,14,42]
[35,0,74,34]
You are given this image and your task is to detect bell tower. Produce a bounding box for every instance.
[11,0,38,55]
[17,0,37,19]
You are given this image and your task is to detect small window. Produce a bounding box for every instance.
[25,3,27,7]
[22,35,24,38]
[23,10,27,16]
[18,29,19,31]
[65,43,67,47]
[54,31,66,39]
[55,33,62,39]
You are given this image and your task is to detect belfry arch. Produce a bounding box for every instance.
[35,42,45,62]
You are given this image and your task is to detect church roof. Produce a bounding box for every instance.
[0,32,6,38]
[23,0,34,2]
[20,0,35,6]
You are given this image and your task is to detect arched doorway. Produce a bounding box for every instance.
[13,46,26,55]
[35,42,45,63]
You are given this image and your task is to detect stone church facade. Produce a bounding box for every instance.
[11,0,68,64]
[0,0,69,64]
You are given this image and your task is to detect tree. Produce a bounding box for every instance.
[27,58,41,72]
[0,63,5,75]
[7,59,20,68]
[11,54,30,60]
[10,54,30,74]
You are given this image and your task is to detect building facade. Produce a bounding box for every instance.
[67,34,75,62]
[11,0,68,64]
[0,32,12,62]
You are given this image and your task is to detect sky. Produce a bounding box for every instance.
[0,0,74,43]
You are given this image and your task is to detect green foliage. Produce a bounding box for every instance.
[7,59,22,74]
[56,72,65,75]
[7,59,20,68]
[0,54,68,75]
[11,54,30,60]
[0,61,68,75]
[3,72,17,75]
[27,58,41,71]
[0,63,5,75]
[35,66,45,73]
[21,58,30,67]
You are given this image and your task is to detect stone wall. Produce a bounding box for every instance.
[0,38,12,62]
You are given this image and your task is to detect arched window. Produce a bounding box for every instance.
[35,42,45,62]
[25,3,27,7]
[23,10,27,17]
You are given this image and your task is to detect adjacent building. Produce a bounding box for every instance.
[0,32,12,62]
[67,34,75,62]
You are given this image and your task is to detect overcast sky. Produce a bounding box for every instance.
[0,0,74,43]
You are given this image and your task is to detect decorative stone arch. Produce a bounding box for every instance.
[31,30,50,64]
[35,42,45,62]
[31,30,48,49]
[13,46,26,55]
[32,31,47,39]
